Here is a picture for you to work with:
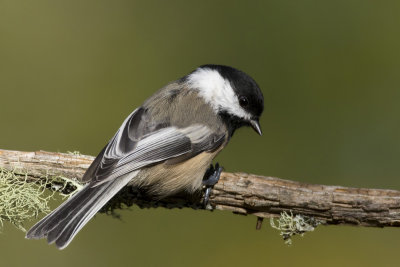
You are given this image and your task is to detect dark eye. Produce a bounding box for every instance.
[239,96,249,108]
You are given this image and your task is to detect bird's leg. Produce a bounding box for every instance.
[202,163,223,208]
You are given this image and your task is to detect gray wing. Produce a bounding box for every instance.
[83,107,225,186]
[26,106,225,249]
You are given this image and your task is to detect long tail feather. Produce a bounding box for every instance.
[26,172,137,249]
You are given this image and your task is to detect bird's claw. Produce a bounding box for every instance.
[202,163,223,208]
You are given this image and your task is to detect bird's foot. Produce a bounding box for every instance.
[202,163,223,208]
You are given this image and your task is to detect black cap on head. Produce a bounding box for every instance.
[199,64,264,119]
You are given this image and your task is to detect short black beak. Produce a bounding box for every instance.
[250,119,262,136]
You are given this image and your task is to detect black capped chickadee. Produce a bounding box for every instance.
[26,64,264,249]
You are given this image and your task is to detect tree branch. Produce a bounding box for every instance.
[1,148,400,228]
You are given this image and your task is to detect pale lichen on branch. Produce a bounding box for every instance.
[270,211,322,245]
[0,167,82,232]
[0,168,54,231]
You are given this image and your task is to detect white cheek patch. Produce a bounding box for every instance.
[187,68,252,120]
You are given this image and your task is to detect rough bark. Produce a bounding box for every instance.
[1,148,400,227]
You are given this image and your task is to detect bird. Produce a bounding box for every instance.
[26,64,264,249]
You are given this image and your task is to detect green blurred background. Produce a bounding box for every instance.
[1,0,400,266]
